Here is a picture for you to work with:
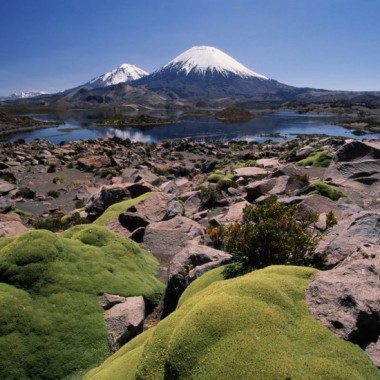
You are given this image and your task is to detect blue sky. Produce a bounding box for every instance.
[0,0,379,96]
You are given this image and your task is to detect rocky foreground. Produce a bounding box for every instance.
[0,135,380,378]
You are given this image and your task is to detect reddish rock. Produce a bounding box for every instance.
[233,166,268,179]
[0,213,28,237]
[77,155,111,170]
[0,180,16,195]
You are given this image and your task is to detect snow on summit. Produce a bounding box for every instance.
[86,63,149,88]
[163,46,268,79]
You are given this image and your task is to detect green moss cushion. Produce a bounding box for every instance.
[0,226,163,380]
[86,266,380,380]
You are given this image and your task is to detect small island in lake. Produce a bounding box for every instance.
[95,114,178,129]
[215,107,257,122]
[0,112,62,137]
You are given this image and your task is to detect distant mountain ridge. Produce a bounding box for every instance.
[3,46,380,109]
[0,91,48,101]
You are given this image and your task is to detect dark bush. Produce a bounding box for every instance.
[208,197,319,277]
[32,212,89,232]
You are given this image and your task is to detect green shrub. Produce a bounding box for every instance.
[208,197,318,276]
[0,226,163,379]
[32,212,89,232]
[86,266,380,380]
[232,159,257,169]
[47,163,57,173]
[216,177,237,191]
[298,150,332,167]
[47,190,60,198]
[97,167,119,178]
[52,176,64,184]
[198,186,221,209]
[207,173,223,183]
[308,181,345,201]
[326,210,338,228]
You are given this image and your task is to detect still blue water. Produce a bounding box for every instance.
[6,112,380,144]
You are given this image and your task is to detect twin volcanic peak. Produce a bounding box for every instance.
[83,63,149,89]
[82,45,268,90]
[155,46,268,79]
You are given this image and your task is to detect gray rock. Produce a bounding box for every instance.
[244,178,277,202]
[119,193,183,232]
[218,201,249,224]
[143,216,206,282]
[121,168,158,184]
[307,211,380,269]
[324,139,380,191]
[160,178,194,195]
[297,194,343,223]
[0,197,11,213]
[98,293,129,310]
[295,145,314,160]
[306,246,380,368]
[102,295,145,353]
[256,158,281,169]
[233,167,268,180]
[180,191,202,215]
[270,163,305,178]
[85,184,131,221]
[160,243,232,318]
[85,182,157,221]
[201,159,217,173]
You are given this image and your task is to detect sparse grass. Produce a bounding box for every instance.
[52,176,64,184]
[232,159,257,169]
[86,266,380,380]
[308,181,346,201]
[97,167,119,178]
[216,177,237,191]
[198,186,221,210]
[10,205,32,218]
[0,226,163,379]
[207,173,223,183]
[298,149,332,167]
[47,189,60,198]
[32,212,90,232]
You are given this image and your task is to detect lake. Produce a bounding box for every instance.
[6,111,380,143]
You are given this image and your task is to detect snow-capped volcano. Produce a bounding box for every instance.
[162,46,268,79]
[84,63,148,89]
[132,45,291,100]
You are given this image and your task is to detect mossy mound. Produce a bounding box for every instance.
[298,149,332,167]
[93,192,155,226]
[86,266,379,380]
[308,181,346,201]
[0,226,163,380]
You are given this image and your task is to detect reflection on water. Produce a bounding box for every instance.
[104,128,154,143]
[6,112,380,144]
